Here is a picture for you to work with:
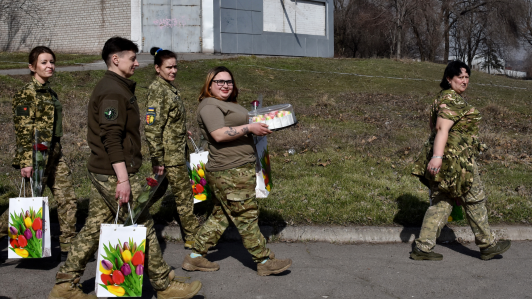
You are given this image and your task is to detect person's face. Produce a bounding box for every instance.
[448,68,469,95]
[112,50,139,78]
[155,58,177,82]
[209,71,233,101]
[29,53,55,83]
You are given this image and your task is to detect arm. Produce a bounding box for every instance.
[427,117,454,175]
[210,123,272,142]
[145,87,169,175]
[113,162,130,205]
[12,90,36,173]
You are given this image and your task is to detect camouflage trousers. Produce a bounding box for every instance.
[55,171,171,291]
[193,162,271,263]
[0,143,77,252]
[165,165,199,241]
[415,162,496,252]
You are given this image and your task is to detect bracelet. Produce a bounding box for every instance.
[431,156,443,159]
[117,179,129,185]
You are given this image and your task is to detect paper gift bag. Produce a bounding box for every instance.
[187,137,212,204]
[254,136,272,198]
[95,204,147,297]
[8,180,51,258]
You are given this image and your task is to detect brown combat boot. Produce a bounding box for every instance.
[184,240,194,249]
[182,254,220,272]
[157,280,202,299]
[480,240,511,260]
[48,282,97,299]
[257,255,292,276]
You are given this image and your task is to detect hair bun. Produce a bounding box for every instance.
[150,47,162,56]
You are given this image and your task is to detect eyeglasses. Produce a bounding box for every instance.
[212,80,234,87]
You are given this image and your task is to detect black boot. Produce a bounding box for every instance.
[410,246,443,261]
[480,240,511,260]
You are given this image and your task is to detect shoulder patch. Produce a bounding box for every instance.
[146,107,156,125]
[101,100,119,122]
[16,105,30,116]
[104,107,118,121]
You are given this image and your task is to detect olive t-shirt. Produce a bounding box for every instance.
[197,97,255,171]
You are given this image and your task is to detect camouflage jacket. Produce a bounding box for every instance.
[145,76,187,166]
[12,78,60,169]
[412,89,487,197]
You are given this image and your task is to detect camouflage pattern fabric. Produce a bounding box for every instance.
[415,161,496,252]
[55,171,171,291]
[192,162,271,263]
[0,142,77,251]
[412,89,487,198]
[145,77,187,167]
[165,165,199,241]
[12,77,61,168]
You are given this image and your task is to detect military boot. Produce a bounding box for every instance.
[480,240,511,260]
[410,247,443,261]
[182,254,220,272]
[257,256,292,276]
[157,280,202,299]
[48,282,97,299]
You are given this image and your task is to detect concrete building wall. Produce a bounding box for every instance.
[0,0,131,53]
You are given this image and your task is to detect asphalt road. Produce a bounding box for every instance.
[0,239,530,299]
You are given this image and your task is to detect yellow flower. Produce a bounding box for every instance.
[266,185,271,192]
[122,250,132,263]
[197,169,205,178]
[107,285,126,296]
[194,194,207,201]
[14,248,29,258]
[99,262,112,275]
[24,217,33,229]
[448,216,453,222]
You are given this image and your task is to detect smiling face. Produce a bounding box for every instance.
[113,50,139,78]
[155,57,177,82]
[448,68,469,95]
[209,71,233,101]
[29,53,55,83]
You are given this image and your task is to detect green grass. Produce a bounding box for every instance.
[0,56,530,227]
[0,52,100,70]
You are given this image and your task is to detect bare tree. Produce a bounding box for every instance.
[0,0,48,51]
[386,0,418,59]
[409,0,443,61]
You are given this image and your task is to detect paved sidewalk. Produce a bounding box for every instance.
[0,240,529,298]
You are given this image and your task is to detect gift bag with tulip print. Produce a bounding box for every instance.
[187,137,212,204]
[95,204,147,297]
[8,179,51,258]
[254,136,272,198]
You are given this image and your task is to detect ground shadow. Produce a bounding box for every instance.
[394,193,430,242]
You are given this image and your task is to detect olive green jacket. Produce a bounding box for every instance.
[12,78,61,169]
[145,76,187,167]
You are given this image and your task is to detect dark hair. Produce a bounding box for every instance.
[440,60,471,90]
[198,66,239,103]
[150,47,177,67]
[101,36,139,66]
[29,46,56,76]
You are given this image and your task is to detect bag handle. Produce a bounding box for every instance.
[189,136,200,153]
[18,178,35,198]
[114,202,135,225]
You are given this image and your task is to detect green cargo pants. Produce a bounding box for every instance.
[55,171,171,291]
[165,165,199,241]
[192,162,271,263]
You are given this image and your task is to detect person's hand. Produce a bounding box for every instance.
[153,165,165,176]
[115,181,131,206]
[248,123,272,136]
[427,158,442,176]
[21,167,33,178]
[187,131,193,138]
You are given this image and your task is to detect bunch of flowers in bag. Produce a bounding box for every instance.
[188,161,211,201]
[9,207,44,258]
[259,147,272,192]
[99,238,146,297]
[32,140,48,196]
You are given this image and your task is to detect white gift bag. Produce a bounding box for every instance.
[95,204,147,298]
[254,136,272,198]
[7,179,51,258]
[187,137,211,204]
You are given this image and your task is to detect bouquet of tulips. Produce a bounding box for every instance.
[99,238,146,297]
[259,147,272,192]
[9,207,44,258]
[32,130,48,197]
[188,161,211,201]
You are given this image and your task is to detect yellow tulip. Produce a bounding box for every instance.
[197,169,205,178]
[107,285,126,296]
[122,249,132,263]
[448,216,453,222]
[15,248,29,258]
[99,262,112,275]
[194,194,207,201]
[24,217,33,229]
[266,185,271,192]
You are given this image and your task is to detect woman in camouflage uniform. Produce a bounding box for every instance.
[1,46,77,261]
[411,61,510,261]
[144,47,199,249]
[180,66,292,276]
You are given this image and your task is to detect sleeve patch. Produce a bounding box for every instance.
[16,105,30,116]
[146,107,156,125]
[101,100,119,122]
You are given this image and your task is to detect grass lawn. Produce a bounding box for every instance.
[0,56,530,227]
[0,52,100,70]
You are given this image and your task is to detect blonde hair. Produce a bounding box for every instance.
[197,66,239,103]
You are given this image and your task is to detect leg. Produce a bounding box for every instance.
[166,165,199,242]
[47,155,78,252]
[192,197,229,255]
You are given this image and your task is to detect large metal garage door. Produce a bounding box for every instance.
[142,0,201,53]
